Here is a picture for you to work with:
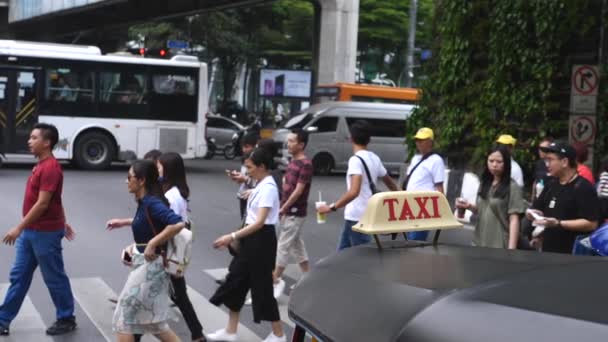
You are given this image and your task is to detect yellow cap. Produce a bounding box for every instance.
[352,191,463,235]
[496,134,517,146]
[414,127,434,140]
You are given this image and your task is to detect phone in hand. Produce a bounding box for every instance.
[122,250,132,263]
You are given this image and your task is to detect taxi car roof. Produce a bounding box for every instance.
[288,241,608,342]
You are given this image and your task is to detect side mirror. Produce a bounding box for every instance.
[306,126,318,133]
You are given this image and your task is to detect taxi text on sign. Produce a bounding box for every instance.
[570,65,599,114]
[352,191,463,235]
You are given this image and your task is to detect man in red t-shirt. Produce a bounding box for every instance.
[0,123,77,336]
[272,129,313,298]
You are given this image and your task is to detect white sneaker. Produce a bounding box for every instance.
[244,296,252,305]
[273,278,285,299]
[262,332,286,342]
[205,328,237,342]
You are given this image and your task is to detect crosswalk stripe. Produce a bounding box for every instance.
[70,277,116,342]
[0,284,53,342]
[203,268,295,328]
[186,285,261,342]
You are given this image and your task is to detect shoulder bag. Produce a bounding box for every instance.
[355,155,379,194]
[402,153,435,190]
[145,206,193,277]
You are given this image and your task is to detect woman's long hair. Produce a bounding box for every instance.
[131,159,169,206]
[158,152,190,199]
[479,145,512,200]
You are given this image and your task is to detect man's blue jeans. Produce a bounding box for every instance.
[0,229,74,326]
[407,231,429,241]
[338,220,371,250]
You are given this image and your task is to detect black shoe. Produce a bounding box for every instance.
[215,278,226,285]
[46,317,77,335]
[0,324,8,336]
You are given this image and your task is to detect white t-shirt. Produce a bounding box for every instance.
[511,159,524,187]
[344,150,387,221]
[165,186,189,221]
[405,154,445,191]
[245,175,279,225]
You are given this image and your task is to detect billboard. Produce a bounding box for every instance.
[259,69,311,99]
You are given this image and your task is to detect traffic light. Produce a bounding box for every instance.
[126,48,169,58]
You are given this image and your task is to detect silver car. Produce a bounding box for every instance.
[273,101,414,175]
[206,115,244,148]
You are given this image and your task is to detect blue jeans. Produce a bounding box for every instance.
[338,220,371,250]
[0,229,74,326]
[407,231,429,241]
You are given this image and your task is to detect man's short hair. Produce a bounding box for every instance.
[33,123,59,150]
[349,120,371,146]
[242,131,260,147]
[290,128,309,147]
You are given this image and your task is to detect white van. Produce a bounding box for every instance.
[272,101,415,174]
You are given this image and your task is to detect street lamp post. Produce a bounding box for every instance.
[405,0,418,88]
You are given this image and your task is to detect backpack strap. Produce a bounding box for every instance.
[355,155,378,193]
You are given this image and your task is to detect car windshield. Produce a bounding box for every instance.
[284,112,314,129]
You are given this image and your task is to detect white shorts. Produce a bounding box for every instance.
[276,216,309,267]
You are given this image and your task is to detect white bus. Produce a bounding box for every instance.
[0,40,208,169]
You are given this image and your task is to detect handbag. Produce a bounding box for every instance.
[355,155,379,194]
[144,207,193,277]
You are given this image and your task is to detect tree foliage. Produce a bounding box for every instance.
[408,0,597,174]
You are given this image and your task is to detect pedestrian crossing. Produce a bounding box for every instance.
[0,265,304,342]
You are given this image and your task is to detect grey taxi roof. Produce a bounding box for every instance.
[288,241,608,342]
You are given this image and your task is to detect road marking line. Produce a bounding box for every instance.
[0,283,53,342]
[186,285,261,342]
[70,277,117,342]
[203,268,295,328]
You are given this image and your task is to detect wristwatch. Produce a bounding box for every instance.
[330,203,337,211]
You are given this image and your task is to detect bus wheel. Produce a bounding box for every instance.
[313,153,334,175]
[74,132,115,170]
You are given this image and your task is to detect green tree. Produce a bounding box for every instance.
[358,0,434,85]
[408,0,598,176]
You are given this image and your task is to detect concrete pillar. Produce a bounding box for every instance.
[316,0,359,84]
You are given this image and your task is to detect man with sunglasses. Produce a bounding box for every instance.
[526,141,599,253]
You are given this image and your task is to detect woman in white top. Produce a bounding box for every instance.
[207,148,286,342]
[156,152,205,342]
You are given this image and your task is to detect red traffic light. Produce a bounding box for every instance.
[160,49,166,57]
[139,48,145,56]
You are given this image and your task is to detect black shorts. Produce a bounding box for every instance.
[209,225,280,323]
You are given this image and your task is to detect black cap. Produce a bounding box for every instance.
[540,141,576,161]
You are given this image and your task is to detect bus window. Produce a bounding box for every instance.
[46,68,94,103]
[99,72,146,105]
[149,73,197,122]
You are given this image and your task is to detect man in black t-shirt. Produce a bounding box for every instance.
[527,141,599,254]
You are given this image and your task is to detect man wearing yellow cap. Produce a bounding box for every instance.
[496,134,524,187]
[402,127,446,241]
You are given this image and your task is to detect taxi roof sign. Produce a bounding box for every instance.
[352,191,463,235]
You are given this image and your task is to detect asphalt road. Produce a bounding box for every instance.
[0,157,473,341]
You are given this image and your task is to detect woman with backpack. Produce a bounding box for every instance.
[157,152,206,341]
[455,145,525,249]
